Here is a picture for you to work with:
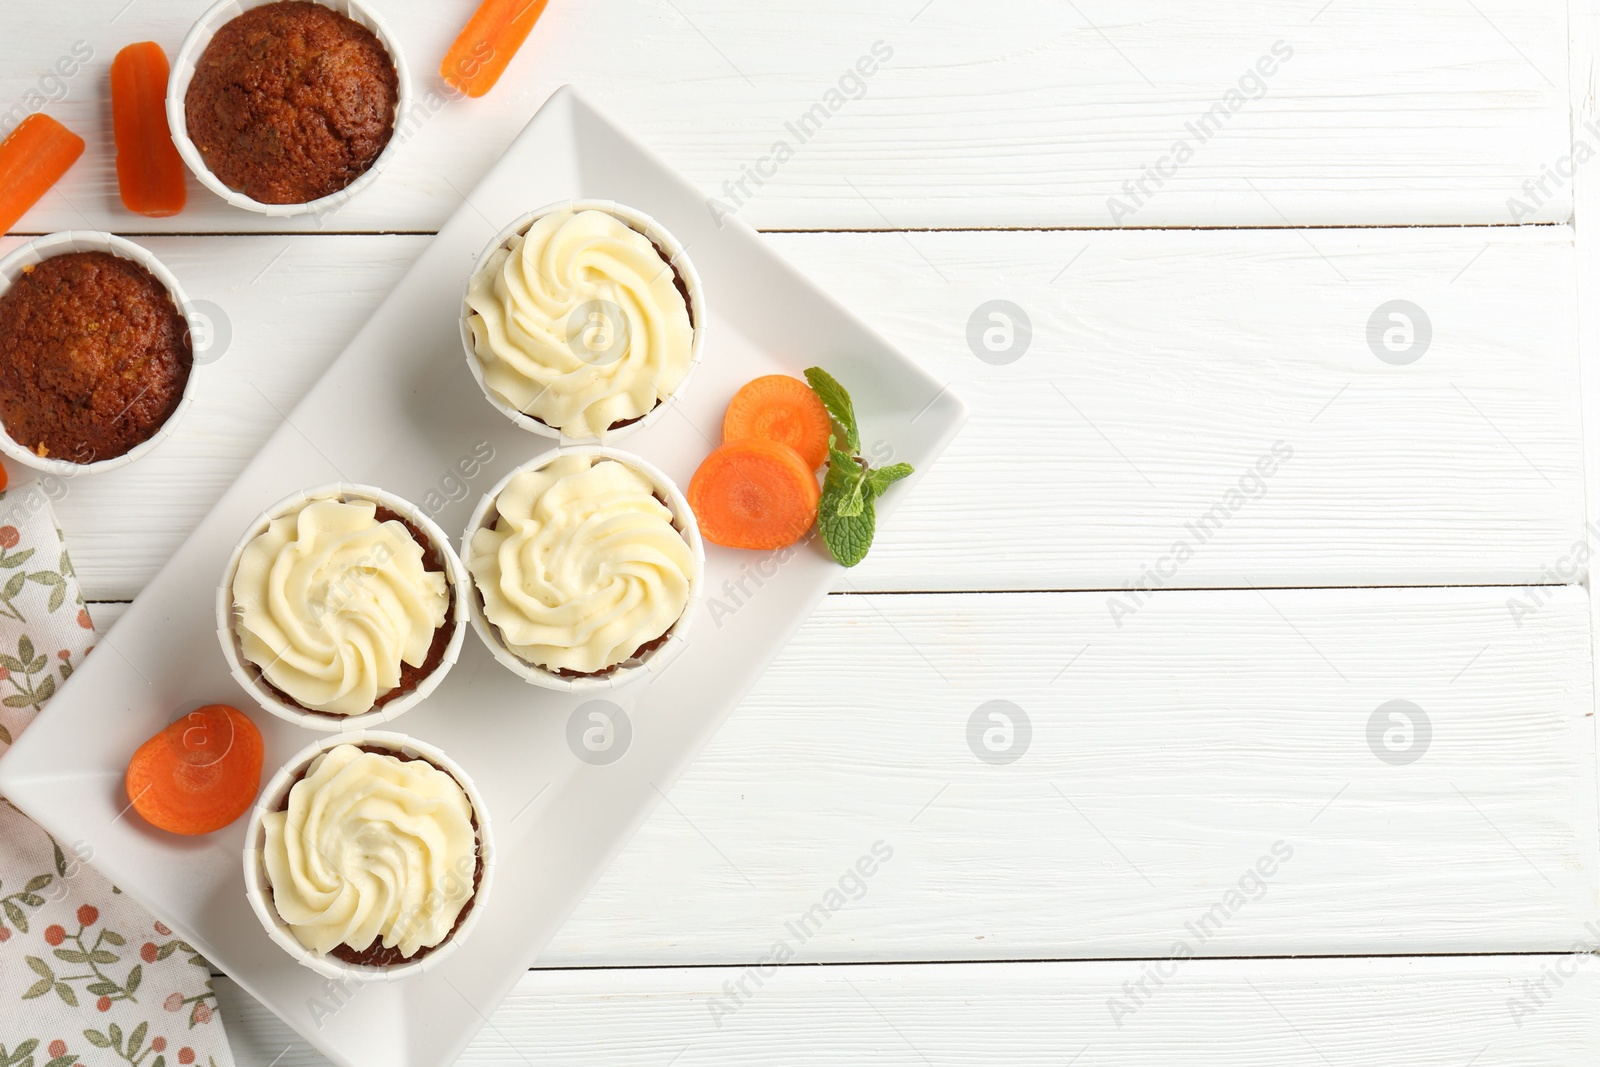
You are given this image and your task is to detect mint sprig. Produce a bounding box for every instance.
[805,367,913,567]
[804,367,860,453]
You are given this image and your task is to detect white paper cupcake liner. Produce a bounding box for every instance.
[167,0,411,217]
[462,446,706,692]
[242,730,496,983]
[0,231,201,476]
[459,199,707,444]
[216,483,469,730]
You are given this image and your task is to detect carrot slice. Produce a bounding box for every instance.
[722,374,834,471]
[0,114,85,234]
[126,704,263,836]
[441,0,550,98]
[111,42,186,218]
[688,439,821,550]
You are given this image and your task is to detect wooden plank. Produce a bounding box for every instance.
[89,584,1600,961]
[1566,0,1600,892]
[214,956,1600,1065]
[776,225,1584,592]
[0,0,1570,233]
[10,226,1580,600]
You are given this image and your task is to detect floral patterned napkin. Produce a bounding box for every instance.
[0,473,234,1067]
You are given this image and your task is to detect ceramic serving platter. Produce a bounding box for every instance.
[0,86,966,1066]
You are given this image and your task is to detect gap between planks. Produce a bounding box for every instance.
[205,949,1600,981]
[2,221,1573,240]
[83,581,1585,609]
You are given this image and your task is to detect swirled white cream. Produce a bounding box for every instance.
[262,745,478,958]
[464,208,693,438]
[467,456,693,674]
[232,497,448,716]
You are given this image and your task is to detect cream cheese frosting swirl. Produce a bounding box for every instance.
[232,496,449,716]
[262,745,478,958]
[464,208,694,438]
[467,456,693,674]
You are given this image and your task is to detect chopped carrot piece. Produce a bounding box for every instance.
[722,374,835,470]
[0,114,85,235]
[0,463,8,493]
[441,0,550,98]
[126,704,263,836]
[111,42,186,218]
[688,439,821,551]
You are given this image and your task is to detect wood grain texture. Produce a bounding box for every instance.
[89,584,1600,963]
[214,957,1600,1066]
[16,226,1581,599]
[0,0,1570,232]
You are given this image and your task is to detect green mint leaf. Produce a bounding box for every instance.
[866,463,914,496]
[819,486,876,568]
[804,367,860,453]
[827,443,869,518]
[819,455,876,567]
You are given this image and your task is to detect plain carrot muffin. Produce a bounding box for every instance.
[0,251,191,463]
[184,1,399,204]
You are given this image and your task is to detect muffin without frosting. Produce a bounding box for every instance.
[262,743,481,964]
[467,455,694,675]
[184,1,399,204]
[232,496,451,716]
[465,208,695,437]
[0,251,192,463]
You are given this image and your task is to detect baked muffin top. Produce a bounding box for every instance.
[184,1,399,205]
[0,251,191,463]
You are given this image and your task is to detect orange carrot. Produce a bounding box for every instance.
[0,114,84,234]
[111,42,186,218]
[441,0,550,98]
[722,374,834,471]
[126,704,263,836]
[688,439,821,550]
[0,463,8,493]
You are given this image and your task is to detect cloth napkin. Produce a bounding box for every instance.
[0,474,235,1067]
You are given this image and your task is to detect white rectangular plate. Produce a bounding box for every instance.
[0,87,964,1065]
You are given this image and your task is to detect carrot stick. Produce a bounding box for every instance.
[111,42,186,218]
[722,374,835,470]
[126,704,263,836]
[441,0,550,98]
[688,439,821,551]
[0,114,85,234]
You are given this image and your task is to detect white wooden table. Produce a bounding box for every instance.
[6,0,1600,1062]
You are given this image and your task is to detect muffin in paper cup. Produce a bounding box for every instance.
[462,446,705,692]
[217,483,468,730]
[0,231,202,476]
[242,730,495,982]
[460,199,706,444]
[167,0,411,216]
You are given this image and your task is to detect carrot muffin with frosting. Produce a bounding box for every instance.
[467,455,694,675]
[261,743,481,965]
[464,208,695,437]
[231,494,451,716]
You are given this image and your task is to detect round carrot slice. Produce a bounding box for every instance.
[688,439,821,550]
[721,374,833,471]
[126,704,263,836]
